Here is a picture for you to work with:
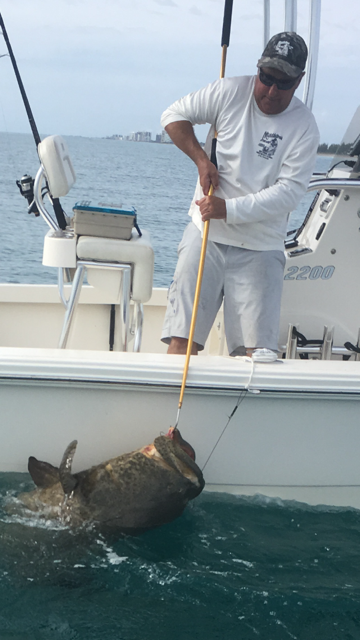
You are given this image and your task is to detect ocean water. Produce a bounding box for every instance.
[0,132,198,287]
[0,131,331,287]
[1,133,356,640]
[1,485,360,640]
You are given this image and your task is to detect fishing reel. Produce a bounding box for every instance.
[16,173,67,228]
[16,174,40,217]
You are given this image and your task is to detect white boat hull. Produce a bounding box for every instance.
[2,342,360,509]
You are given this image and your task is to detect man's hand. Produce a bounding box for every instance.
[197,157,219,196]
[195,195,226,222]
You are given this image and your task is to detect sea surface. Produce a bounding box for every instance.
[2,133,358,640]
[0,132,330,287]
[0,132,199,287]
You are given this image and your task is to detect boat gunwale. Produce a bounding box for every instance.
[0,345,360,396]
[1,375,360,400]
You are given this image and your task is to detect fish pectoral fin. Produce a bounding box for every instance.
[28,456,60,488]
[59,440,79,496]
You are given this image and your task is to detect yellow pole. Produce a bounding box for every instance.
[175,44,229,428]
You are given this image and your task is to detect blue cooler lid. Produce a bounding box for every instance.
[73,201,136,216]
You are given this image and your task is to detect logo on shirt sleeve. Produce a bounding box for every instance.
[257,131,283,160]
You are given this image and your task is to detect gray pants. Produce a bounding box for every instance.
[161,222,285,355]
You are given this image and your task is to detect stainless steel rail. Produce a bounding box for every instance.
[58,260,132,351]
[34,165,59,231]
[307,177,360,192]
[303,0,321,110]
[263,0,270,48]
[285,0,297,31]
[283,345,359,357]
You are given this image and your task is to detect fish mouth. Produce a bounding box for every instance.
[140,429,204,491]
[166,427,196,461]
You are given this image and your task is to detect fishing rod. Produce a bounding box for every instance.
[0,13,67,229]
[174,0,233,429]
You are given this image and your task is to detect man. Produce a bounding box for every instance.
[160,32,319,360]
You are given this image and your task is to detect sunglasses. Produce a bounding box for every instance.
[259,69,300,91]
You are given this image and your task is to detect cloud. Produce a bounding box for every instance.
[153,0,177,6]
[0,0,359,143]
[189,5,203,17]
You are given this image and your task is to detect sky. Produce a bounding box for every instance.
[0,0,359,144]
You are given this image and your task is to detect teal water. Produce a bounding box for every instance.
[1,133,353,639]
[1,478,360,640]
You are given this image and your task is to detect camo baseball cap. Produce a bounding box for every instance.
[257,32,308,78]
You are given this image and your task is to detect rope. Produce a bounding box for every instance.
[202,357,258,471]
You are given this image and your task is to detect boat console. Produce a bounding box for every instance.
[280,106,360,360]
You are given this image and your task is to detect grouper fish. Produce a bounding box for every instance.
[17,427,205,534]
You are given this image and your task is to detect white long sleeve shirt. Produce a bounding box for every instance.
[161,76,319,251]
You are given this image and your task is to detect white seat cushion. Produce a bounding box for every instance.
[76,229,154,302]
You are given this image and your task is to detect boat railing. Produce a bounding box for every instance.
[282,325,360,361]
[34,164,61,231]
[286,176,360,250]
[307,177,360,192]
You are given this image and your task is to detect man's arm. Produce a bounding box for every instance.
[193,119,319,224]
[165,121,219,196]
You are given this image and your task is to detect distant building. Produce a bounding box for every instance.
[127,131,152,142]
[106,134,124,140]
[140,131,152,142]
[125,130,173,143]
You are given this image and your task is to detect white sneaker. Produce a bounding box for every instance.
[251,348,278,363]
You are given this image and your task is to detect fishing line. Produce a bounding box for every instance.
[201,389,248,472]
[0,54,13,164]
[201,358,258,472]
